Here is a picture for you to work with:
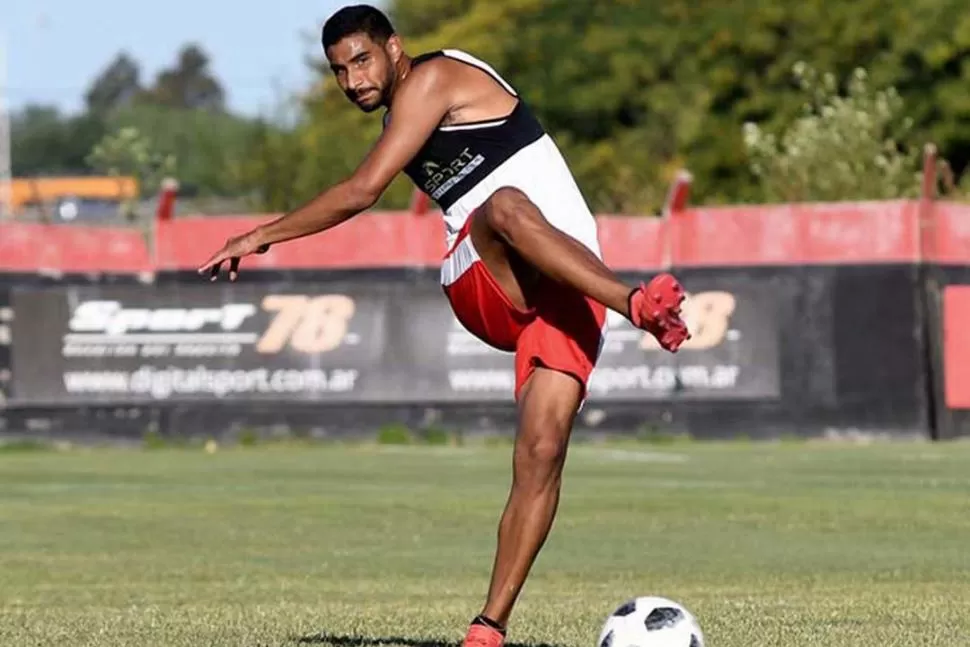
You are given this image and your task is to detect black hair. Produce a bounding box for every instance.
[322,5,396,50]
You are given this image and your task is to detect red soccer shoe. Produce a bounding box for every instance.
[629,273,690,352]
[462,623,505,647]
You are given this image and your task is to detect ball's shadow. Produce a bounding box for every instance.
[295,632,565,647]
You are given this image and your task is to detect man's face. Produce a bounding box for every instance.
[326,33,396,112]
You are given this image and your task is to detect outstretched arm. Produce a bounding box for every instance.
[198,62,452,280]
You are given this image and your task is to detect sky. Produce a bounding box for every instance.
[4,0,376,117]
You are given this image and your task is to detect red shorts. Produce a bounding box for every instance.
[441,216,607,402]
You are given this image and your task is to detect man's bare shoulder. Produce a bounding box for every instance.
[395,57,454,99]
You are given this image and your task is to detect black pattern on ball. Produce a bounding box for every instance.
[599,629,614,647]
[613,601,637,617]
[644,607,684,631]
[689,634,702,647]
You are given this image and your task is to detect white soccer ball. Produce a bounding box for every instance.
[597,596,705,647]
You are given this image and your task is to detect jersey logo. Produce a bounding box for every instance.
[422,148,485,201]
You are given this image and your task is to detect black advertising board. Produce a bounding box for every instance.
[590,285,781,400]
[10,280,780,406]
[10,284,390,405]
[404,283,781,402]
[397,288,517,402]
[1,263,943,442]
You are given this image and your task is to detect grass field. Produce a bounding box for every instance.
[2,438,970,647]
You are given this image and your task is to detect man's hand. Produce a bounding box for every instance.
[197,228,271,281]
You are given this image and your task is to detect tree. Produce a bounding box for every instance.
[231,118,310,211]
[86,126,176,220]
[11,105,107,176]
[147,44,226,112]
[743,63,923,202]
[84,52,143,116]
[107,103,260,197]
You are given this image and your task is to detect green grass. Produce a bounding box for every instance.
[2,440,970,646]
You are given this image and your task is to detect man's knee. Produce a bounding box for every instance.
[483,187,538,239]
[515,383,576,475]
[519,432,568,470]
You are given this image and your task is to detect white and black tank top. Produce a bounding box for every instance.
[390,50,544,211]
[385,49,602,259]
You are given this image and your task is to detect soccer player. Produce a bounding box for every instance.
[198,5,690,647]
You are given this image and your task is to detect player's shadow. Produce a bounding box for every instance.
[294,632,565,647]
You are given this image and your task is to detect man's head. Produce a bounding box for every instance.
[322,5,404,112]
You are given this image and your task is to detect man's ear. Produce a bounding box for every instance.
[386,34,404,63]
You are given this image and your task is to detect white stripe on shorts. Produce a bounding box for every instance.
[440,235,480,287]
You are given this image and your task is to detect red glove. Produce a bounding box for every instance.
[629,273,691,352]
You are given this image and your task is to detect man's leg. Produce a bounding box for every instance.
[483,368,581,622]
[457,191,674,647]
[479,187,686,349]
[464,369,582,647]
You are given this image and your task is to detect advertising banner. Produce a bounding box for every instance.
[398,284,781,402]
[10,281,780,405]
[589,287,781,401]
[10,284,390,404]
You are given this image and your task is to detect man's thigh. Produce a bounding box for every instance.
[513,275,607,404]
[468,197,538,312]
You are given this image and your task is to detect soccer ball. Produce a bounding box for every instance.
[597,596,705,647]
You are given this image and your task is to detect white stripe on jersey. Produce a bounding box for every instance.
[439,119,509,132]
[442,49,519,97]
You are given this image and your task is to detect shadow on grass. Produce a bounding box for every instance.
[294,632,565,647]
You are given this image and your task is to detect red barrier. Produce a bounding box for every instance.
[154,211,670,271]
[674,200,922,267]
[929,202,970,265]
[155,212,445,271]
[0,221,150,273]
[943,285,970,408]
[0,200,967,273]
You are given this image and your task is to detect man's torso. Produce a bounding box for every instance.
[384,49,601,257]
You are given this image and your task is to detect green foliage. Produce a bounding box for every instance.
[229,118,313,212]
[376,423,413,445]
[0,439,55,453]
[108,103,259,197]
[141,429,168,450]
[11,106,108,176]
[281,0,970,211]
[84,52,142,116]
[237,74,414,212]
[419,426,452,446]
[743,63,923,203]
[238,428,259,447]
[86,126,176,218]
[144,44,226,112]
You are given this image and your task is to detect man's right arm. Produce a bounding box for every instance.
[251,61,456,248]
[199,61,456,278]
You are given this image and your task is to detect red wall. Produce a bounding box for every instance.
[1,200,967,274]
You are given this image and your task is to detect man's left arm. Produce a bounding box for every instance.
[199,63,451,279]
